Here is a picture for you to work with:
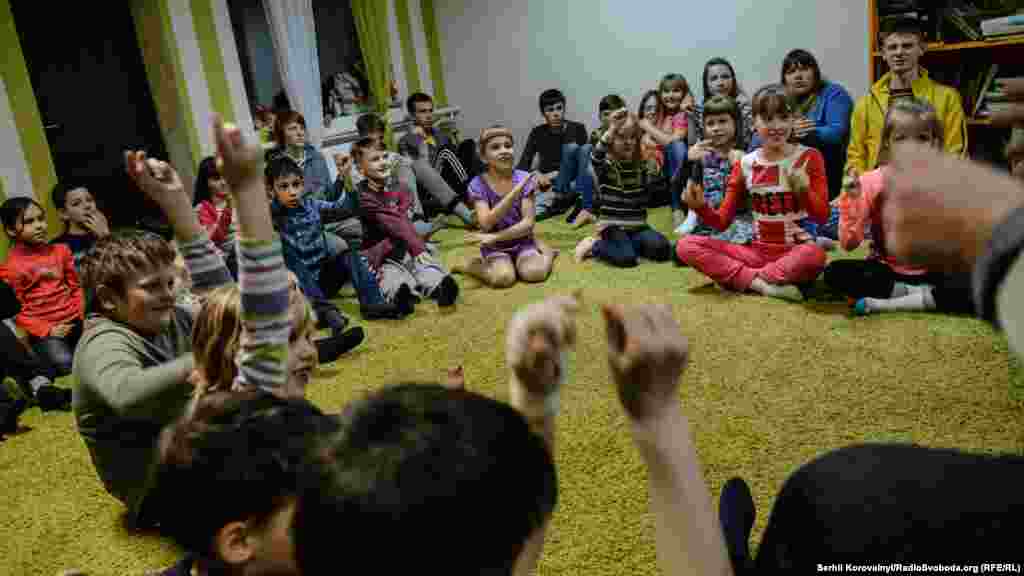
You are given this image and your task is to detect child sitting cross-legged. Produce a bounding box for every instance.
[675,84,829,301]
[193,157,238,278]
[573,109,672,267]
[0,197,84,384]
[51,181,111,269]
[353,138,460,307]
[452,125,559,288]
[677,95,754,244]
[824,98,975,316]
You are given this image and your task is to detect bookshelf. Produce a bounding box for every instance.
[867,0,1022,163]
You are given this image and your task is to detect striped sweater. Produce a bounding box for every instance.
[180,233,289,392]
[591,141,650,230]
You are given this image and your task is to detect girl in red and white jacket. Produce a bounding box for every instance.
[0,197,84,377]
[193,156,238,278]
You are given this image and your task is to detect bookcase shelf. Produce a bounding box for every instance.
[871,34,1024,57]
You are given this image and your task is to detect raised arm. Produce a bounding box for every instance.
[602,303,732,576]
[473,173,537,232]
[640,114,687,147]
[837,174,869,252]
[506,294,580,576]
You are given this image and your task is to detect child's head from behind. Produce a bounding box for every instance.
[751,84,795,149]
[79,230,177,336]
[156,390,339,576]
[356,113,387,149]
[53,182,98,232]
[1,197,47,245]
[194,156,229,207]
[878,98,942,167]
[538,89,566,128]
[1007,128,1024,180]
[478,125,516,171]
[353,137,391,183]
[598,94,626,129]
[702,95,740,150]
[192,276,317,399]
[656,73,690,118]
[295,383,557,575]
[703,57,740,99]
[274,110,307,149]
[266,157,305,206]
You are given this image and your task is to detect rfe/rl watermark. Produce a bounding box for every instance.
[816,563,1022,574]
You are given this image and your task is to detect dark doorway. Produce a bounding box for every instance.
[11,1,169,230]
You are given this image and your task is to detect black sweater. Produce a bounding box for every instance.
[516,121,587,174]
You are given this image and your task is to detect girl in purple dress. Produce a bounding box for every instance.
[453,125,559,288]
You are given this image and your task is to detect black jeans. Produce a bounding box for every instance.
[29,319,83,378]
[823,259,974,314]
[0,320,56,386]
[592,227,671,268]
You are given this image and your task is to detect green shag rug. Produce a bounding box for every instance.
[2,206,1023,576]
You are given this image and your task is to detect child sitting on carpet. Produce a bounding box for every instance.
[639,73,691,228]
[677,95,754,244]
[676,84,829,302]
[1,197,85,378]
[453,125,559,288]
[51,182,111,269]
[353,138,459,306]
[193,156,238,278]
[824,98,975,316]
[573,109,671,267]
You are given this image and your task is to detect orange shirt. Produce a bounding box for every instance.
[0,242,84,338]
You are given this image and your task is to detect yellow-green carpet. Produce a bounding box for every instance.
[2,206,1023,576]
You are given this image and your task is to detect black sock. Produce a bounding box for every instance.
[432,276,459,307]
[394,284,418,316]
[719,477,756,572]
[316,327,366,364]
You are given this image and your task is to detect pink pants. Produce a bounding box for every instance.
[676,236,826,291]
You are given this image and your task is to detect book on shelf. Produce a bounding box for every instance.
[981,14,1024,37]
[972,64,1000,118]
[946,8,982,41]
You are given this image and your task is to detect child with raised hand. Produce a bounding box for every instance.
[824,98,975,316]
[639,73,691,228]
[51,182,110,269]
[452,125,559,288]
[0,197,84,382]
[676,84,829,302]
[677,95,754,242]
[355,138,460,306]
[573,109,672,267]
[565,94,627,228]
[193,156,238,278]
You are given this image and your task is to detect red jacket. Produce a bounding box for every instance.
[196,200,234,246]
[0,242,84,338]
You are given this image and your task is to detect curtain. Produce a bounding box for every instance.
[351,0,394,147]
[263,0,323,146]
[394,0,421,96]
[420,0,447,107]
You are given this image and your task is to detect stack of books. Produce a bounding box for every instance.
[981,14,1024,38]
[973,65,1015,118]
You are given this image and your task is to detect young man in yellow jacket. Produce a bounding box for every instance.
[846,17,967,176]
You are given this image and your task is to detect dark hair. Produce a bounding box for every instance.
[193,157,222,207]
[351,137,376,164]
[702,57,742,100]
[655,73,690,122]
[538,89,566,114]
[1,197,44,239]
[781,49,825,95]
[599,94,626,114]
[155,390,340,560]
[79,229,176,309]
[702,95,743,149]
[295,383,557,575]
[880,15,923,42]
[52,180,91,211]
[751,84,794,120]
[356,113,387,137]
[406,92,433,116]
[273,110,306,148]
[638,90,658,118]
[265,156,304,186]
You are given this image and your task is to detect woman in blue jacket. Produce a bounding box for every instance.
[265,109,334,202]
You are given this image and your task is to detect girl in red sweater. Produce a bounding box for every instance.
[0,197,84,377]
[193,156,238,279]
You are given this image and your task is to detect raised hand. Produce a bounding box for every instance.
[212,115,263,192]
[786,157,810,195]
[506,293,581,398]
[125,151,186,210]
[601,303,688,423]
[683,180,706,210]
[841,173,861,201]
[82,210,110,238]
[688,139,713,162]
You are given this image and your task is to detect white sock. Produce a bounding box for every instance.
[750,278,804,301]
[865,285,936,313]
[29,375,51,393]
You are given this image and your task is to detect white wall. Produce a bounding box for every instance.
[437,0,869,150]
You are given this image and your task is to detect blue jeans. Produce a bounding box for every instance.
[283,240,385,307]
[593,226,672,268]
[665,140,688,211]
[538,143,594,213]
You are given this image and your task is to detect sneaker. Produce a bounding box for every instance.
[37,385,72,412]
[719,477,756,571]
[574,236,598,263]
[853,298,871,316]
[316,305,349,332]
[674,210,699,236]
[394,284,418,316]
[432,276,459,307]
[360,302,404,320]
[316,327,366,364]
[0,397,28,435]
